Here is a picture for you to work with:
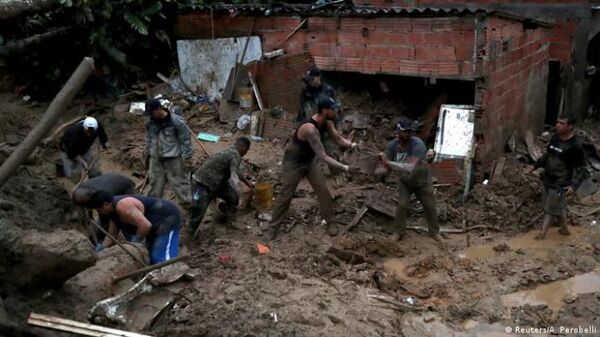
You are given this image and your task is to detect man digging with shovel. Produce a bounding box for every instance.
[89,191,181,264]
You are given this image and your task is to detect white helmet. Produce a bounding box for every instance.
[83,117,98,130]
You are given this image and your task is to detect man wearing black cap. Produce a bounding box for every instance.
[298,67,337,123]
[144,99,193,206]
[266,97,357,239]
[375,117,442,242]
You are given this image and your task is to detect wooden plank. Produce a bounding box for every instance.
[112,255,188,284]
[345,205,368,233]
[28,313,153,337]
[491,157,506,182]
[366,193,395,218]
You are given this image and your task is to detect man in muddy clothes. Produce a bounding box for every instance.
[144,99,193,206]
[375,117,442,242]
[266,97,357,239]
[72,173,135,242]
[60,116,108,181]
[190,137,253,235]
[532,115,586,240]
[90,191,181,264]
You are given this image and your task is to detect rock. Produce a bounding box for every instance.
[401,313,471,337]
[0,221,96,292]
[564,293,578,304]
[61,243,149,321]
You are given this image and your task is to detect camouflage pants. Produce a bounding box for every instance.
[148,156,192,206]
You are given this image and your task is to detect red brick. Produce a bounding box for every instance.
[308,17,337,31]
[362,58,382,73]
[337,31,366,45]
[412,18,432,32]
[375,17,412,32]
[406,32,426,45]
[438,62,460,76]
[398,60,419,74]
[415,46,456,61]
[365,46,393,58]
[417,62,439,75]
[380,58,400,73]
[340,17,376,31]
[389,46,413,59]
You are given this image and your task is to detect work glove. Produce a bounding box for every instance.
[95,243,104,252]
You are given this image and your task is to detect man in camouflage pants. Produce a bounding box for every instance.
[144,99,193,206]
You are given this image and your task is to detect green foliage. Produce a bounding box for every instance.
[54,0,202,70]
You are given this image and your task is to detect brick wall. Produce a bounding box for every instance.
[477,16,550,163]
[431,159,463,184]
[307,16,476,77]
[175,13,477,78]
[248,53,314,139]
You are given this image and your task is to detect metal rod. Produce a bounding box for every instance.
[28,313,153,337]
[111,255,188,284]
[89,220,147,268]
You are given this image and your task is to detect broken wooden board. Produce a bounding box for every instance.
[345,205,368,233]
[28,313,153,337]
[366,193,395,218]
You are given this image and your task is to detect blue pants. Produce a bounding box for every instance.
[148,228,179,264]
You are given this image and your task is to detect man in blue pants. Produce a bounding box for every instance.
[89,191,180,264]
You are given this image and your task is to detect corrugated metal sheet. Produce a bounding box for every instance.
[178,4,551,25]
[179,3,487,16]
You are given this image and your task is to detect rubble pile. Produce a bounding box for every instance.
[462,157,543,231]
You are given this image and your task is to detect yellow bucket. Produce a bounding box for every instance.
[254,182,273,210]
[238,87,254,109]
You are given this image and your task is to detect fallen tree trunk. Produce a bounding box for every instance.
[0,27,72,57]
[0,0,58,20]
[0,57,94,188]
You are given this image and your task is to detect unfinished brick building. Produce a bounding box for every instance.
[176,4,558,182]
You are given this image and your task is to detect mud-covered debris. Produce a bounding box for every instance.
[327,246,367,264]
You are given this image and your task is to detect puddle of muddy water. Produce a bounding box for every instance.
[459,226,586,260]
[501,269,600,313]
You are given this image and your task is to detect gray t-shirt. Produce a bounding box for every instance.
[385,137,430,184]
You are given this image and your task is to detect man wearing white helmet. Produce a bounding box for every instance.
[60,116,108,181]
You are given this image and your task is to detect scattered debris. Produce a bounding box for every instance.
[28,312,153,337]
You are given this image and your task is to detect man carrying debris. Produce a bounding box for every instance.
[297,67,337,123]
[267,97,357,239]
[375,117,442,242]
[90,191,181,264]
[144,99,193,206]
[532,115,586,240]
[190,137,253,236]
[60,116,108,180]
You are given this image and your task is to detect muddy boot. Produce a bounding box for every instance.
[263,226,279,241]
[326,221,339,236]
[558,215,570,236]
[430,233,443,243]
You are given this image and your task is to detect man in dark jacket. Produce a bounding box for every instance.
[297,67,337,124]
[145,99,193,206]
[60,117,108,181]
[532,115,586,240]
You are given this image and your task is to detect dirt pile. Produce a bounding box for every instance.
[59,243,149,321]
[0,220,96,293]
[460,156,543,231]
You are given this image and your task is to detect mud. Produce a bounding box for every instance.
[2,91,600,337]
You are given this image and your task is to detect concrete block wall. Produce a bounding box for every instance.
[477,16,550,162]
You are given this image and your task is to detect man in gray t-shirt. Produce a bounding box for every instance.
[375,118,441,242]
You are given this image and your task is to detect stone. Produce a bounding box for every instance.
[564,293,578,304]
[0,221,97,293]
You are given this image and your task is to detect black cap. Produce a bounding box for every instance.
[318,97,340,111]
[307,67,321,78]
[396,117,417,131]
[145,99,161,115]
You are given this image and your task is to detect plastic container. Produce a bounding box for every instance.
[238,87,254,109]
[254,182,273,210]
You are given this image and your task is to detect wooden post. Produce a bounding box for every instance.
[0,57,95,187]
